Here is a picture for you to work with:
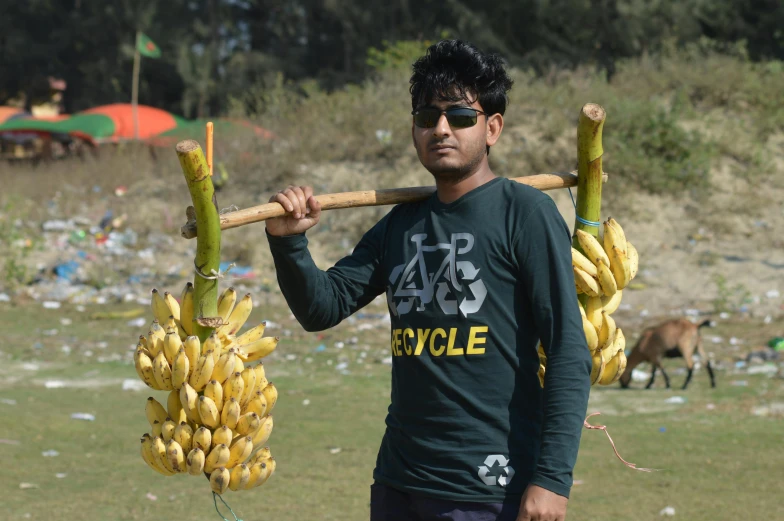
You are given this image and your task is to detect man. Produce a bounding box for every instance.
[266,39,591,521]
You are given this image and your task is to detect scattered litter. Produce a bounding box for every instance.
[719,312,730,319]
[41,450,60,457]
[659,427,667,433]
[764,315,773,324]
[42,328,58,336]
[19,483,39,490]
[335,341,345,349]
[146,492,157,501]
[381,357,393,365]
[45,381,65,389]
[305,357,313,363]
[302,399,310,406]
[631,369,651,382]
[766,289,780,299]
[0,439,20,445]
[285,354,297,361]
[572,480,584,486]
[710,336,723,344]
[42,301,62,309]
[0,399,17,405]
[314,344,326,353]
[0,293,10,302]
[127,317,146,328]
[21,363,40,371]
[747,364,779,376]
[122,379,148,391]
[55,473,67,479]
[659,506,676,516]
[729,337,742,345]
[731,380,748,387]
[70,413,96,421]
[329,447,342,454]
[335,362,348,371]
[751,403,784,417]
[706,403,716,410]
[664,396,686,404]
[639,309,649,317]
[61,345,72,355]
[60,318,73,326]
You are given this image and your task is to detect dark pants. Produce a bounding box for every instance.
[370,482,521,521]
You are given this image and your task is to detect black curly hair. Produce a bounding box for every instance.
[410,40,513,115]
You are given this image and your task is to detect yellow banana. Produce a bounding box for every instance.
[573,266,601,297]
[203,332,222,357]
[163,315,178,336]
[611,350,628,384]
[223,372,245,405]
[217,287,237,322]
[212,425,234,449]
[627,241,639,280]
[236,412,261,436]
[212,349,237,384]
[597,311,616,350]
[152,351,174,390]
[248,446,271,466]
[229,463,251,491]
[607,217,628,253]
[150,289,171,325]
[581,316,598,351]
[186,447,205,475]
[189,351,215,392]
[204,444,230,474]
[163,331,182,366]
[221,397,242,430]
[179,382,200,423]
[608,246,631,290]
[236,322,266,345]
[179,282,194,336]
[134,348,159,389]
[251,414,273,446]
[601,289,623,314]
[598,349,620,386]
[219,293,252,337]
[141,434,174,476]
[233,357,245,375]
[151,420,163,438]
[595,258,617,297]
[614,327,626,354]
[198,396,220,429]
[243,391,268,418]
[228,436,253,468]
[166,389,184,423]
[590,349,605,385]
[166,439,186,472]
[584,296,603,332]
[163,292,180,322]
[575,229,609,267]
[261,383,278,415]
[152,436,177,474]
[210,467,230,495]
[193,427,212,452]
[171,347,190,390]
[183,336,201,369]
[147,321,165,358]
[241,337,280,362]
[145,397,168,427]
[161,419,176,442]
[173,422,193,453]
[239,368,257,406]
[253,457,275,488]
[571,247,598,277]
[244,462,266,489]
[204,379,224,413]
[602,219,627,257]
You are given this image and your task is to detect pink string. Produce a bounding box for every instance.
[583,412,657,472]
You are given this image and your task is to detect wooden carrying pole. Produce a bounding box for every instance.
[180,169,607,239]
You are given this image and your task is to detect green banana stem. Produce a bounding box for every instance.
[176,140,221,342]
[573,103,606,305]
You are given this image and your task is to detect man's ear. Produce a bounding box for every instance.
[486,113,504,147]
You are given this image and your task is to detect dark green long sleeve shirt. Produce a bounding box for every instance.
[267,177,591,501]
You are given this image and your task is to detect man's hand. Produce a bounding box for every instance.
[516,484,568,521]
[266,185,322,237]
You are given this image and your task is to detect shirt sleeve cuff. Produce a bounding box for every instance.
[265,228,307,247]
[529,473,572,499]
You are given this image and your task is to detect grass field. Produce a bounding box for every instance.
[0,300,782,521]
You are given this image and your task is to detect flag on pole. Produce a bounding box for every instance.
[136,33,161,59]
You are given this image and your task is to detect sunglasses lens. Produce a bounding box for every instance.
[446,108,478,128]
[414,109,440,128]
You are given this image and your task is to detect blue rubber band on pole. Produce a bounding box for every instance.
[568,187,601,227]
[214,492,243,521]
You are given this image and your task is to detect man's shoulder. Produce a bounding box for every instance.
[498,177,552,204]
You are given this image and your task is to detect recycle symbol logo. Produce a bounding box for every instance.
[477,454,515,487]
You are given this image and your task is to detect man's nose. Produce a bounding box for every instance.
[432,113,451,137]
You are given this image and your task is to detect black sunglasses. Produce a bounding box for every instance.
[411,107,488,129]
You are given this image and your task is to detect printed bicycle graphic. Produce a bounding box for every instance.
[387,233,487,317]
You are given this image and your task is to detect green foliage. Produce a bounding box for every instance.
[0,200,39,290]
[366,39,437,72]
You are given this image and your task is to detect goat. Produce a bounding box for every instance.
[619,318,716,389]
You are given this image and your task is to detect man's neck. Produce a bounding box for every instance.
[435,164,497,204]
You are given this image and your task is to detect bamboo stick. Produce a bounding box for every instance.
[180,169,607,239]
[206,122,214,177]
[176,140,221,342]
[573,103,606,242]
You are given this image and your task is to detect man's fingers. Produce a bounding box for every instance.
[308,195,321,220]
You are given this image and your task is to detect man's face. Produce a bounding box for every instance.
[411,96,490,182]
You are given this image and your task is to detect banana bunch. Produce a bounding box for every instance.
[538,218,638,388]
[134,284,280,494]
